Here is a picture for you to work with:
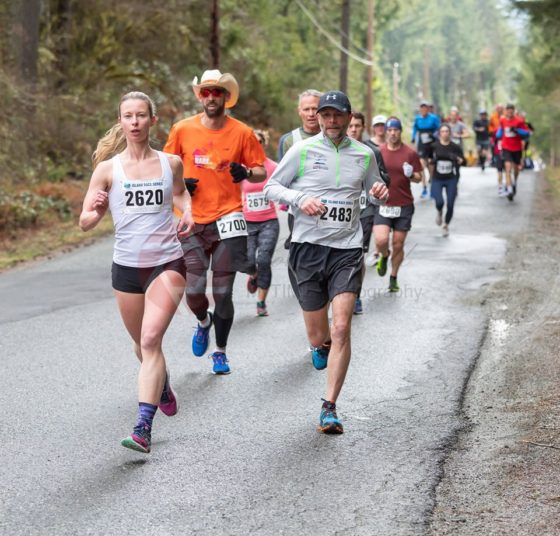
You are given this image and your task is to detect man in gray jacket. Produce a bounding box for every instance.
[264,90,388,434]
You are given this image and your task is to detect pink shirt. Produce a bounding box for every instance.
[242,157,278,222]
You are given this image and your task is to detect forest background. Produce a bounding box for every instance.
[0,0,558,267]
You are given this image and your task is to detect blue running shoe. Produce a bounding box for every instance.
[353,297,363,315]
[318,399,344,434]
[192,312,213,357]
[211,351,231,375]
[420,188,429,199]
[311,344,330,370]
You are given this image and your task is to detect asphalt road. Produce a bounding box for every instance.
[0,166,536,535]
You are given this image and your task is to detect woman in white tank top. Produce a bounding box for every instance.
[79,92,194,454]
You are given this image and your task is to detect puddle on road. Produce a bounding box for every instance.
[489,318,510,347]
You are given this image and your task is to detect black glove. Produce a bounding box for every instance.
[510,126,518,134]
[184,178,199,197]
[229,162,251,183]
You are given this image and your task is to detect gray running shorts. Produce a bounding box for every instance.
[288,242,363,311]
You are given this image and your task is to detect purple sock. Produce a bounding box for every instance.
[136,402,158,432]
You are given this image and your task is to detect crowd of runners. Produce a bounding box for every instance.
[79,68,533,453]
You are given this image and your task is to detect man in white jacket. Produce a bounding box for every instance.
[265,90,388,434]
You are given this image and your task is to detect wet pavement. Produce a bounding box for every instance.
[0,167,536,535]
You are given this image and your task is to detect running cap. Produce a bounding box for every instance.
[479,108,487,114]
[450,105,459,113]
[317,90,352,114]
[386,117,402,130]
[505,103,515,110]
[372,114,387,126]
[192,69,239,108]
[419,101,429,108]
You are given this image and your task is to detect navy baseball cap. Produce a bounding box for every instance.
[317,90,352,113]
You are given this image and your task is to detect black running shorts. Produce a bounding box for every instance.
[112,256,186,294]
[501,149,522,166]
[288,242,363,311]
[417,143,434,160]
[373,204,415,232]
[360,214,374,253]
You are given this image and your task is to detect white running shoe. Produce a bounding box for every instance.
[365,252,379,267]
[436,211,443,226]
[442,224,449,237]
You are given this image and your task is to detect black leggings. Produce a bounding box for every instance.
[187,270,236,348]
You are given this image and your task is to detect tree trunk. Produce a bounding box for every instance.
[13,0,41,86]
[52,0,73,90]
[339,0,350,93]
[210,0,220,69]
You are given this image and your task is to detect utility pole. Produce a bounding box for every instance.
[366,0,375,130]
[392,62,399,113]
[422,46,430,102]
[339,0,350,93]
[210,0,220,69]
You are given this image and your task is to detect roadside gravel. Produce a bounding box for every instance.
[430,170,560,535]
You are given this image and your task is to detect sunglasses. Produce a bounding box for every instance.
[199,87,225,98]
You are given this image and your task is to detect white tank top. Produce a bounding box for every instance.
[108,151,184,268]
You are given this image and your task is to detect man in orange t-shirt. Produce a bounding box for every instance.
[164,69,266,375]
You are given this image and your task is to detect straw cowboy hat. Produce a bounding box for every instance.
[192,69,239,109]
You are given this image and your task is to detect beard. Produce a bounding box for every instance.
[203,100,226,118]
[323,126,345,143]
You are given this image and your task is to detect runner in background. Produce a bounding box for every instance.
[164,69,266,375]
[243,130,279,317]
[431,124,464,237]
[496,103,530,201]
[489,103,504,167]
[277,89,323,249]
[473,109,490,171]
[411,101,440,199]
[347,112,390,314]
[363,114,389,267]
[377,117,423,292]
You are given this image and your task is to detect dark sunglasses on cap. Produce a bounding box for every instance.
[199,87,225,98]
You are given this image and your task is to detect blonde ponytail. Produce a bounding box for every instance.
[92,123,126,169]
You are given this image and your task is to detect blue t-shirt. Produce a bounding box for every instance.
[411,113,441,146]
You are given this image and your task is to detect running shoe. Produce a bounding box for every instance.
[498,186,504,196]
[159,370,178,417]
[420,188,428,199]
[121,424,151,453]
[506,187,514,201]
[388,276,400,293]
[311,344,330,370]
[353,298,363,315]
[376,253,389,277]
[192,312,213,357]
[436,211,442,226]
[210,351,231,375]
[442,223,449,237]
[512,181,517,196]
[318,399,344,434]
[247,276,258,294]
[365,252,379,267]
[256,301,268,317]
